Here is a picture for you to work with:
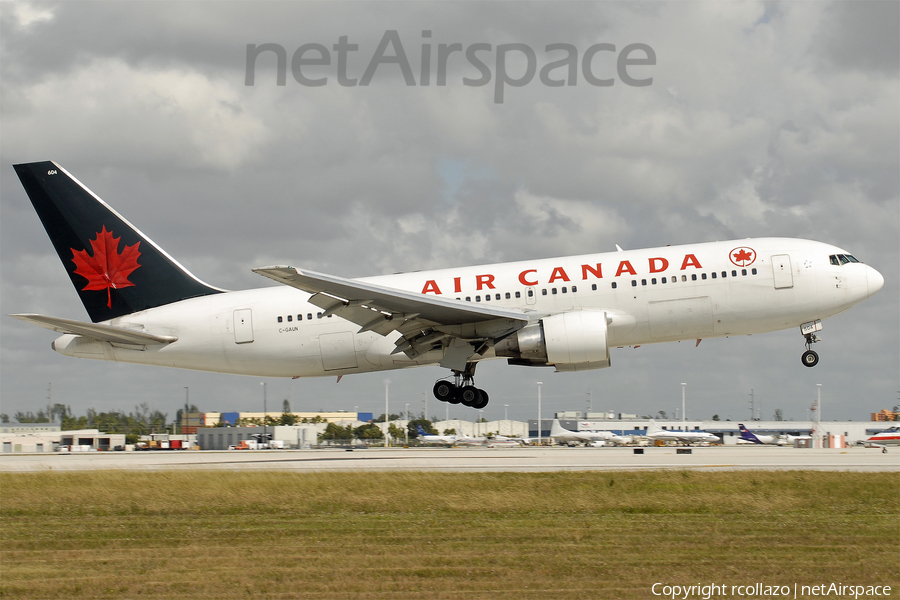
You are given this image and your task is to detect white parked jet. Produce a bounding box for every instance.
[550,419,629,446]
[645,420,720,444]
[10,162,884,411]
[414,425,457,445]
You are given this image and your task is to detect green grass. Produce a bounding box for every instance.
[1,471,897,599]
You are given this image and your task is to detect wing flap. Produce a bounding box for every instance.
[10,314,177,345]
[253,265,530,331]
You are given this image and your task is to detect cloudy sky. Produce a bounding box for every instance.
[1,1,897,424]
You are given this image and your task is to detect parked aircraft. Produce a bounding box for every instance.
[739,424,812,445]
[738,423,778,445]
[550,419,630,446]
[11,161,884,411]
[414,424,457,445]
[865,426,900,451]
[645,420,720,444]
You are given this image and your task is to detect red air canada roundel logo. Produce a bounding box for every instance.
[71,226,141,308]
[729,246,756,267]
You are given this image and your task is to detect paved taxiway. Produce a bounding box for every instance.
[1,445,897,473]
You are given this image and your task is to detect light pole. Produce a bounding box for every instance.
[260,382,267,447]
[504,404,509,435]
[405,403,409,446]
[537,382,543,446]
[184,386,189,435]
[681,383,686,430]
[815,383,822,447]
[384,379,390,448]
[478,409,484,436]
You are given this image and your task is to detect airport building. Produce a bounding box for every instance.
[1,427,126,453]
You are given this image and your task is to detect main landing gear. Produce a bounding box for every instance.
[432,362,489,409]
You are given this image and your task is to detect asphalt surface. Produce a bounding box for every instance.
[2,445,897,472]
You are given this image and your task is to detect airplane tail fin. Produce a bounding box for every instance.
[550,419,569,437]
[738,424,761,443]
[646,419,662,434]
[13,161,222,322]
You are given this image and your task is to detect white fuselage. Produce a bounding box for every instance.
[51,237,882,378]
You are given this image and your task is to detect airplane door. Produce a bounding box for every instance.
[233,309,254,344]
[526,287,536,305]
[771,255,793,289]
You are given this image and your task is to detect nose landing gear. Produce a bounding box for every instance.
[432,362,489,409]
[799,320,823,368]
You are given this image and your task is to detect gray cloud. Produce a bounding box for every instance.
[1,1,896,422]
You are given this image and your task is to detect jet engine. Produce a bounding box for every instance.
[494,311,611,371]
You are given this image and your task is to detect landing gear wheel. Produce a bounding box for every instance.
[433,381,457,402]
[460,385,480,407]
[801,350,819,368]
[472,389,489,410]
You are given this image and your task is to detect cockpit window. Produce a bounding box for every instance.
[829,254,862,266]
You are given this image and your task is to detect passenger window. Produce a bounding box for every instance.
[692,274,697,281]
[641,279,647,286]
[741,269,747,276]
[721,271,727,278]
[505,292,511,299]
[298,314,303,321]
[484,294,490,301]
[515,291,521,298]
[527,290,533,297]
[611,282,617,289]
[476,296,481,302]
[651,278,657,285]
[552,288,558,295]
[711,273,716,279]
[571,286,577,293]
[751,268,757,275]
[661,277,667,284]
[496,294,501,300]
[701,273,707,280]
[307,313,313,320]
[317,312,322,319]
[465,296,471,302]
[287,315,292,322]
[592,284,597,291]
[277,316,283,323]
[732,270,737,277]
[561,287,567,294]
[542,289,548,296]
[632,280,637,287]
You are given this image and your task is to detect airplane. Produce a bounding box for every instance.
[644,420,720,444]
[10,161,884,411]
[550,419,630,446]
[738,424,811,446]
[415,424,457,445]
[864,426,900,452]
[738,423,778,445]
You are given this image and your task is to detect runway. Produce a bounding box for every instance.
[1,445,897,473]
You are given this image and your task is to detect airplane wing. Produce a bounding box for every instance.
[253,265,530,367]
[10,314,177,346]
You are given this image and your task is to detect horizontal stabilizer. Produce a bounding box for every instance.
[10,314,177,345]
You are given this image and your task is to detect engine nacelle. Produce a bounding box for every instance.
[495,311,611,372]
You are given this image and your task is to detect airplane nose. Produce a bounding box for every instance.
[867,266,884,297]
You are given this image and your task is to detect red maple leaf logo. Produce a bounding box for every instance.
[729,247,756,267]
[71,226,141,308]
